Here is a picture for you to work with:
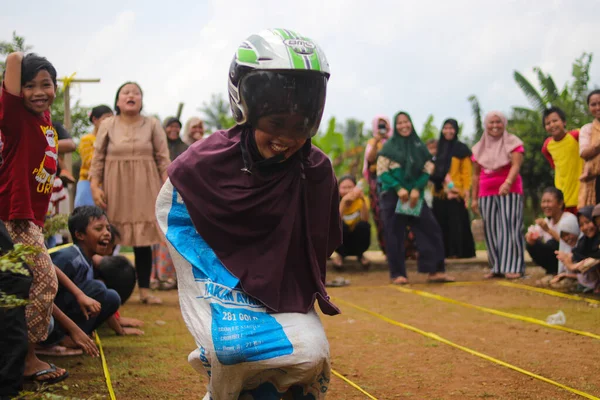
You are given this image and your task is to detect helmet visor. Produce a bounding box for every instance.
[241,70,327,139]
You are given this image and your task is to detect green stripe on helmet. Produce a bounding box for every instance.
[288,47,306,69]
[274,28,290,39]
[237,48,259,65]
[309,52,321,71]
[286,29,300,39]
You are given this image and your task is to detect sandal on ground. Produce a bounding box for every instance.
[140,295,163,305]
[24,363,69,385]
[35,345,83,357]
[391,276,409,285]
[484,272,505,279]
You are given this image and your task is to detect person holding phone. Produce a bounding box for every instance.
[363,116,392,254]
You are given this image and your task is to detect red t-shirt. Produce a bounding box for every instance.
[0,87,58,226]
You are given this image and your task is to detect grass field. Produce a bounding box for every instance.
[37,264,600,399]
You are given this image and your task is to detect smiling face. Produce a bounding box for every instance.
[442,122,457,141]
[395,114,412,137]
[579,215,597,238]
[589,93,600,121]
[541,191,563,218]
[22,70,56,115]
[76,215,112,256]
[254,114,308,159]
[165,122,181,141]
[486,115,504,138]
[544,112,566,140]
[190,122,205,141]
[561,232,579,247]
[116,84,143,116]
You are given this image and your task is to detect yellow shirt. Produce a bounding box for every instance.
[542,132,583,208]
[341,198,367,231]
[78,133,96,181]
[433,156,473,198]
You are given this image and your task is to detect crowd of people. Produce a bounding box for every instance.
[0,51,207,396]
[332,92,600,292]
[0,25,599,399]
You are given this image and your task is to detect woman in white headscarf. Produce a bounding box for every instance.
[471,111,525,279]
[182,117,205,145]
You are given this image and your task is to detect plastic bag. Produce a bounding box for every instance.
[546,310,566,325]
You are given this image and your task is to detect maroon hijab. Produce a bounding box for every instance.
[168,125,342,315]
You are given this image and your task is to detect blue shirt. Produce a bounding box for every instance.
[50,244,94,287]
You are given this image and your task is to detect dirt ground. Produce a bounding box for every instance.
[41,264,600,399]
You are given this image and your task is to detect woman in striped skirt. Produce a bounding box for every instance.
[471,111,526,279]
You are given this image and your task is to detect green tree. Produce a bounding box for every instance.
[312,117,367,178]
[0,31,32,77]
[420,114,437,141]
[513,53,593,128]
[342,118,364,144]
[468,95,484,142]
[200,93,235,132]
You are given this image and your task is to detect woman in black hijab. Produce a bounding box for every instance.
[430,119,476,259]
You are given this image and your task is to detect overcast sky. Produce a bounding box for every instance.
[2,0,599,138]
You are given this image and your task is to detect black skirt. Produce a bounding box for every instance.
[432,197,476,259]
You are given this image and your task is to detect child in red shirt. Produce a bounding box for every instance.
[0,52,68,385]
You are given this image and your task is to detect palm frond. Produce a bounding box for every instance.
[514,71,546,111]
[534,67,559,104]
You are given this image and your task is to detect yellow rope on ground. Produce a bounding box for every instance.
[93,330,370,399]
[47,243,73,254]
[388,285,600,340]
[331,369,378,399]
[333,297,600,400]
[496,281,600,305]
[94,332,117,400]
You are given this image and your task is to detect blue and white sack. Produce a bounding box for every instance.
[156,180,331,399]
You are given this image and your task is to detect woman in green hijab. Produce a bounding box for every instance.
[377,111,454,284]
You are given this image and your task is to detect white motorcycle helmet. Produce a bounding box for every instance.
[228,28,330,139]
